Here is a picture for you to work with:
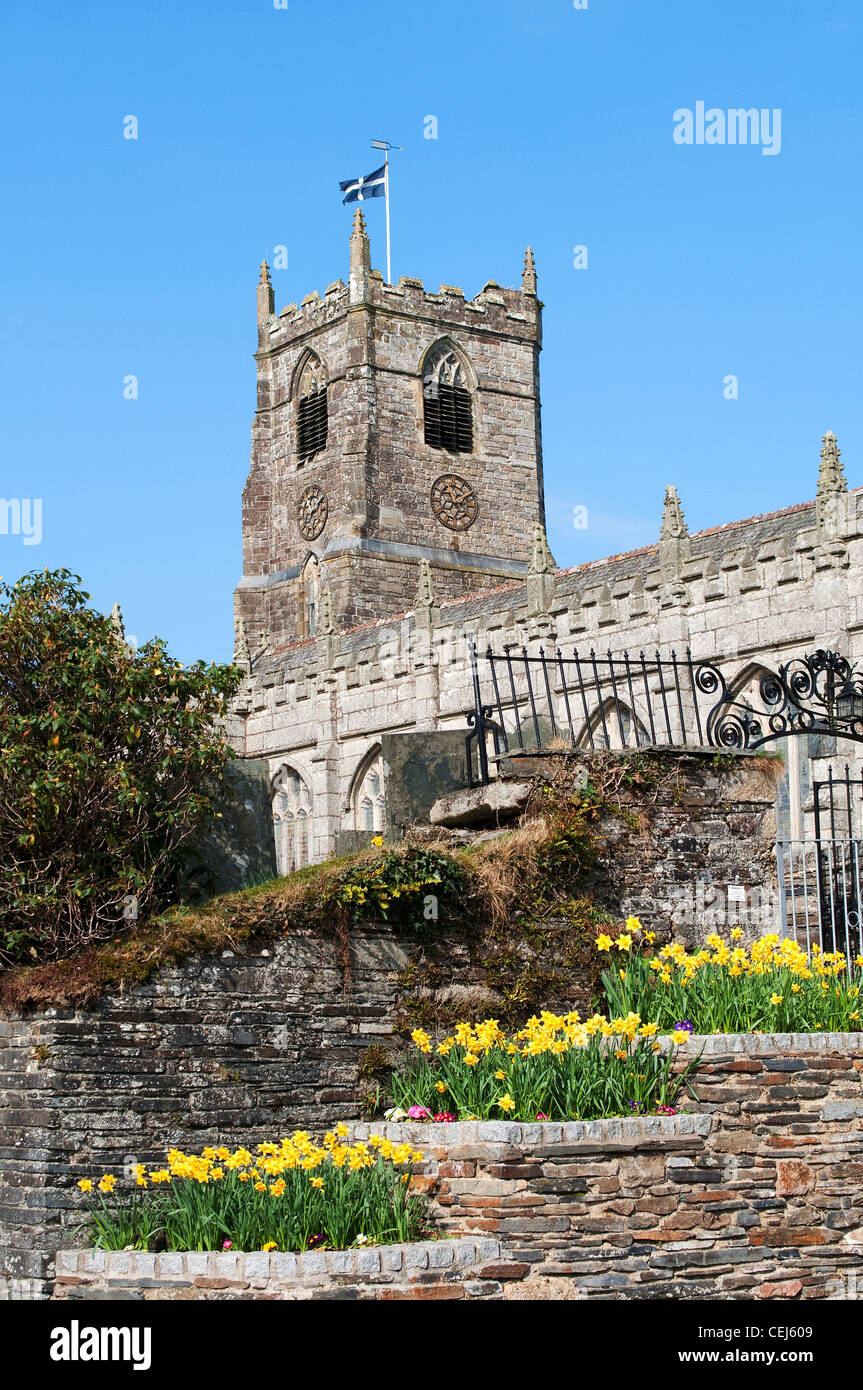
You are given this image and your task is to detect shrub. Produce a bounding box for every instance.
[328,841,469,930]
[598,920,863,1034]
[0,569,241,963]
[73,1129,427,1252]
[387,1011,699,1122]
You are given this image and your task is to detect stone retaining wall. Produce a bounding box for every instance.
[51,1236,506,1302]
[18,1033,863,1301]
[348,1033,862,1300]
[0,750,781,1298]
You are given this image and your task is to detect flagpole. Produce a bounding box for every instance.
[372,139,401,285]
[384,149,391,285]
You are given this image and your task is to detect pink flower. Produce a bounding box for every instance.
[536,1113,549,1121]
[407,1105,432,1120]
[222,1240,232,1250]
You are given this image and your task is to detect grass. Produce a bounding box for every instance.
[0,854,361,1011]
[0,755,668,1017]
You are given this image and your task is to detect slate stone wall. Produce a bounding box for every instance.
[350,1041,863,1301]
[47,1042,863,1302]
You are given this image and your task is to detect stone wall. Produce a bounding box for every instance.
[583,750,779,941]
[349,1035,863,1300]
[51,1237,507,1302]
[45,1035,863,1302]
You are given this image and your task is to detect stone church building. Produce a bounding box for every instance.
[227,213,861,875]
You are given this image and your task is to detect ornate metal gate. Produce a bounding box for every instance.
[776,765,863,964]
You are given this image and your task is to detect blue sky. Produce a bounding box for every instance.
[0,0,860,662]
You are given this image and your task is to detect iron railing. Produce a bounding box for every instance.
[813,764,863,841]
[466,643,719,785]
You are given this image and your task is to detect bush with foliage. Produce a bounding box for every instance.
[73,1129,426,1252]
[0,569,241,964]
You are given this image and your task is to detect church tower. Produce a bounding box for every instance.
[234,216,547,652]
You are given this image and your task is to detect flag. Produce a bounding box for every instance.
[339,165,386,204]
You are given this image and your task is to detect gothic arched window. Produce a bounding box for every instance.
[296,354,328,464]
[422,343,473,454]
[353,751,386,833]
[272,765,313,874]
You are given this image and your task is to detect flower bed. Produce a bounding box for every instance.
[73,1129,426,1254]
[389,1012,699,1122]
[598,921,863,1033]
[383,924,863,1124]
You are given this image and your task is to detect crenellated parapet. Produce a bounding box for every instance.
[238,222,547,656]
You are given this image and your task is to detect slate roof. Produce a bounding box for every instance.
[253,489,853,678]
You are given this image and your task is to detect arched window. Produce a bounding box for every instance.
[301,555,320,639]
[422,343,473,454]
[272,765,313,874]
[296,354,328,464]
[352,751,386,833]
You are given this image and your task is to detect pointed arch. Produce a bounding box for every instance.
[420,338,475,454]
[292,348,328,465]
[577,698,651,751]
[271,763,313,874]
[347,744,387,833]
[300,553,320,639]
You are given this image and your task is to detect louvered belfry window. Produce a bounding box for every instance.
[296,356,328,464]
[423,345,473,454]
